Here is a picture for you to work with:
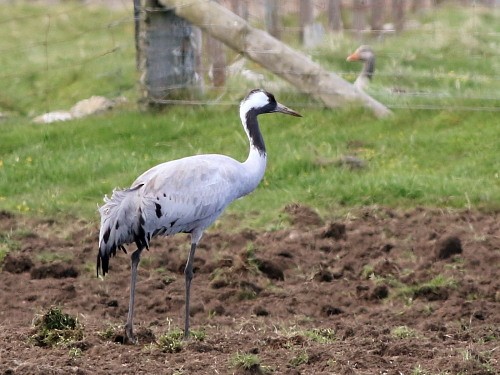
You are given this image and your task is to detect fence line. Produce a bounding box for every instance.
[0,1,498,115]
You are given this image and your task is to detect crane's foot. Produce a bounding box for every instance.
[124,323,137,345]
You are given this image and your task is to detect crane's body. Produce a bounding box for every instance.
[98,153,264,269]
[97,89,301,343]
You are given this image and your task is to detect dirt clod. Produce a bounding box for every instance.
[321,222,347,240]
[436,235,463,259]
[2,253,34,273]
[256,259,284,280]
[30,263,79,279]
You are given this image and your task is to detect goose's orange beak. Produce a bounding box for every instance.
[346,52,360,62]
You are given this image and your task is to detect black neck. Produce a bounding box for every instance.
[363,57,375,80]
[245,109,266,156]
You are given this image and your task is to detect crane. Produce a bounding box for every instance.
[346,45,376,91]
[97,89,301,343]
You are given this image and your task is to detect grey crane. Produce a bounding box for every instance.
[97,89,301,343]
[346,45,376,91]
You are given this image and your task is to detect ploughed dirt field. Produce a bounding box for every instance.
[0,206,498,374]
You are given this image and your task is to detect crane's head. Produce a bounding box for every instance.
[346,45,374,62]
[241,89,302,118]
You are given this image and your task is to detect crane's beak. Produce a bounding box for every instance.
[275,102,302,117]
[346,52,360,62]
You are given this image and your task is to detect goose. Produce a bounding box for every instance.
[346,45,375,91]
[97,89,301,343]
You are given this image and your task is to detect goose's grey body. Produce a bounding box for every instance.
[97,89,301,343]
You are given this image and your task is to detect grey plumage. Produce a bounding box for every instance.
[97,89,301,343]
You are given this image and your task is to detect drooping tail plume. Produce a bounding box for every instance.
[97,184,146,276]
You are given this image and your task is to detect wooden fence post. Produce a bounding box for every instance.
[328,0,344,32]
[352,0,368,38]
[206,0,226,87]
[137,0,200,107]
[265,0,281,40]
[370,0,385,35]
[230,0,248,20]
[392,0,405,33]
[299,0,314,43]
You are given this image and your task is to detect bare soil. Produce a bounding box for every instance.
[0,206,498,374]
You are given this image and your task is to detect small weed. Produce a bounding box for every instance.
[156,327,203,353]
[411,364,429,375]
[209,267,230,288]
[289,351,309,367]
[326,358,338,367]
[304,328,336,343]
[30,306,83,347]
[0,232,20,262]
[0,246,9,264]
[421,304,434,316]
[231,352,266,373]
[36,251,73,264]
[243,242,261,274]
[237,289,258,301]
[459,345,496,373]
[189,329,206,341]
[157,330,184,353]
[68,347,83,358]
[391,325,417,339]
[393,275,457,302]
[98,323,121,340]
[361,264,375,279]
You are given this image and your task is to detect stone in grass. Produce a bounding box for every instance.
[436,236,462,259]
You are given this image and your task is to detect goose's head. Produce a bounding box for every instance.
[346,45,375,63]
[240,89,302,118]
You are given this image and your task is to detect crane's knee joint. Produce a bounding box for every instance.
[131,250,141,263]
[184,266,194,281]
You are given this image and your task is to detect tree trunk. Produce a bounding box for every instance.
[265,0,281,40]
[157,0,391,117]
[230,0,248,20]
[327,0,343,32]
[370,0,385,35]
[134,0,141,69]
[206,0,226,87]
[352,0,368,38]
[411,0,432,13]
[299,0,314,43]
[392,0,405,33]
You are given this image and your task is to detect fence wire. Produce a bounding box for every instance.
[0,1,499,115]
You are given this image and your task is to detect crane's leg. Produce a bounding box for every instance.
[125,247,143,344]
[183,242,197,339]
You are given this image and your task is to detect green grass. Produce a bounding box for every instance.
[0,4,498,229]
[391,325,418,340]
[0,3,135,115]
[230,352,266,373]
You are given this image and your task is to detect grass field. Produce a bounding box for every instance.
[0,2,499,229]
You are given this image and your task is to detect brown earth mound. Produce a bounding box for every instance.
[0,207,498,374]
